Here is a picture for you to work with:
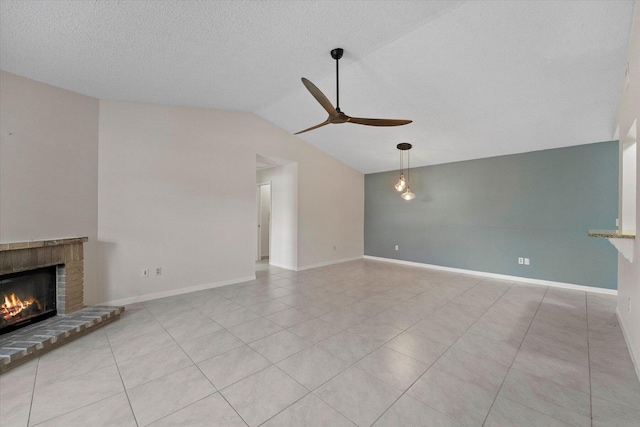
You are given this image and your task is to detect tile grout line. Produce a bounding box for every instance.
[227,268,359,425]
[478,285,549,427]
[264,286,446,425]
[152,268,502,425]
[585,293,593,427]
[158,288,309,425]
[27,325,127,426]
[125,304,213,425]
[253,365,317,426]
[149,284,284,426]
[104,325,141,427]
[368,278,519,426]
[25,356,40,427]
[217,392,251,427]
[254,275,465,426]
[28,327,134,426]
[131,303,249,426]
[488,289,611,425]
[246,304,384,425]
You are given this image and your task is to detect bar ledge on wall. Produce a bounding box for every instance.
[588,229,635,263]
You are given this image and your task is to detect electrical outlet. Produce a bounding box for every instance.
[518,257,524,265]
[155,267,162,276]
[395,245,399,251]
[524,258,530,266]
[142,268,149,277]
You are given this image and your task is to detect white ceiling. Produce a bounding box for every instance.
[0,1,635,173]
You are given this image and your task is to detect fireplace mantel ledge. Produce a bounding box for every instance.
[0,237,88,252]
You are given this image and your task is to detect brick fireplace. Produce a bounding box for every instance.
[0,237,87,315]
[0,237,124,372]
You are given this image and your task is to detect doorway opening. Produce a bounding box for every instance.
[257,182,271,263]
[256,154,298,271]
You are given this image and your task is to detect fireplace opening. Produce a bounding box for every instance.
[1,266,57,335]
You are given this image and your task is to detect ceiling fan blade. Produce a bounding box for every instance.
[294,119,331,135]
[347,117,413,127]
[301,78,338,117]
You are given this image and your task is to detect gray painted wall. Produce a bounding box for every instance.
[365,141,619,289]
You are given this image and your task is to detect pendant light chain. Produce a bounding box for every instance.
[407,148,410,189]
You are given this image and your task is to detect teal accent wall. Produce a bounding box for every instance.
[364,141,619,289]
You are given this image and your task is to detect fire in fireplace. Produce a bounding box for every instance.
[0,266,57,335]
[2,293,42,320]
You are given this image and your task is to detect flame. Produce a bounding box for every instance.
[1,293,42,321]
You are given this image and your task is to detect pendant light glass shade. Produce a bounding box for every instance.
[401,188,416,201]
[396,143,415,201]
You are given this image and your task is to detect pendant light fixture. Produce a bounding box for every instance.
[396,143,416,201]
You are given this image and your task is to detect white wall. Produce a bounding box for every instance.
[0,72,363,306]
[621,128,636,231]
[97,100,363,304]
[0,71,100,303]
[297,145,365,269]
[616,3,640,377]
[257,165,298,270]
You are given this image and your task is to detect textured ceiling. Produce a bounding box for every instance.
[0,1,635,173]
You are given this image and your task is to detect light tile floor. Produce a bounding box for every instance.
[1,260,639,426]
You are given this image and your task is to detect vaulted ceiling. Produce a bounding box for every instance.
[0,1,635,173]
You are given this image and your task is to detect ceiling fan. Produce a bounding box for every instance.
[295,48,412,135]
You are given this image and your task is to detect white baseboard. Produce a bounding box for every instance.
[296,256,364,271]
[617,307,640,381]
[97,256,616,306]
[363,255,617,296]
[268,261,297,271]
[96,275,257,306]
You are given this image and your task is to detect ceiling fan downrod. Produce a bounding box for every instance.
[331,48,343,112]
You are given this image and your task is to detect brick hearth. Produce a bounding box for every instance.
[0,306,123,372]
